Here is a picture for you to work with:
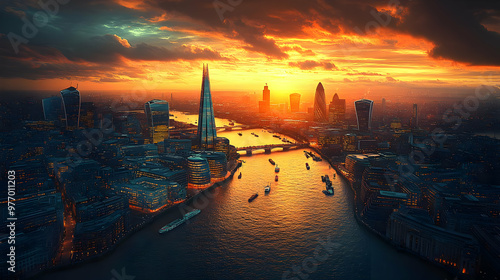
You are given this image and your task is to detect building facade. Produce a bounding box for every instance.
[197,65,217,149]
[313,82,327,122]
[328,93,346,124]
[355,99,374,131]
[145,99,170,144]
[289,93,301,113]
[60,86,81,130]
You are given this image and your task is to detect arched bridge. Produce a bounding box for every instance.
[237,143,309,156]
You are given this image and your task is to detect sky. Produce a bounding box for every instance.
[0,0,499,102]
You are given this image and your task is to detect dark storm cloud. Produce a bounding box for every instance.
[63,34,226,63]
[0,0,228,80]
[150,0,500,65]
[397,0,500,66]
[0,0,500,82]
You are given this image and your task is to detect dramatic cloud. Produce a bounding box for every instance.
[289,60,337,70]
[0,0,499,92]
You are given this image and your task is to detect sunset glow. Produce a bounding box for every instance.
[1,0,499,101]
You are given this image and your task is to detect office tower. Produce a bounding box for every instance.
[381,98,387,124]
[60,86,81,130]
[145,100,170,144]
[80,102,97,129]
[187,156,211,187]
[328,93,346,124]
[259,83,271,113]
[410,103,418,129]
[290,93,301,112]
[42,96,63,121]
[355,99,374,131]
[197,64,217,149]
[199,151,228,181]
[314,82,327,122]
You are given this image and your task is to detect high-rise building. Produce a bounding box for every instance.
[42,96,63,121]
[314,82,327,122]
[355,99,374,131]
[60,86,81,130]
[197,64,217,149]
[290,93,301,112]
[80,101,97,129]
[259,84,271,113]
[145,100,169,144]
[187,156,211,187]
[410,103,418,129]
[381,98,387,124]
[328,93,346,124]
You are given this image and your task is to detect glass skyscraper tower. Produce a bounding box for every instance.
[290,93,301,113]
[355,99,374,131]
[197,64,217,150]
[60,86,81,130]
[42,96,63,121]
[145,99,170,143]
[314,82,327,122]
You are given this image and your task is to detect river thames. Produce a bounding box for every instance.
[34,112,450,280]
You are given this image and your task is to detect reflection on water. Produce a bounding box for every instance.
[36,131,448,280]
[170,110,240,128]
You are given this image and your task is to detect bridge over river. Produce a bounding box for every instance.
[237,143,310,156]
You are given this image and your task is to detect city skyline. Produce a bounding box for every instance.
[1,1,500,280]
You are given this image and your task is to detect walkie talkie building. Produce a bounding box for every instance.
[60,86,81,130]
[355,99,374,131]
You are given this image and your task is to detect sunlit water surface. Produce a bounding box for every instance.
[35,126,448,280]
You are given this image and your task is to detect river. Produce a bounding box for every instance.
[34,113,449,280]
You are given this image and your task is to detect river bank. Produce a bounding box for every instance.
[310,147,459,279]
[32,160,242,279]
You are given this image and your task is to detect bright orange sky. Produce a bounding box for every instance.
[0,0,499,101]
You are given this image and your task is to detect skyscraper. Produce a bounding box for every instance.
[80,102,97,129]
[42,96,63,121]
[145,99,170,143]
[381,98,387,124]
[60,86,81,130]
[290,93,301,112]
[355,99,374,131]
[410,103,418,129]
[314,82,327,122]
[197,64,217,149]
[259,84,271,113]
[328,93,346,124]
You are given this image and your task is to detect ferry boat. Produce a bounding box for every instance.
[269,159,275,165]
[275,165,280,173]
[275,175,278,182]
[248,193,258,202]
[312,156,322,162]
[265,184,271,193]
[159,209,201,233]
[323,187,334,196]
[238,172,242,179]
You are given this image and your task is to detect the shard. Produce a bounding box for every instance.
[197,64,217,150]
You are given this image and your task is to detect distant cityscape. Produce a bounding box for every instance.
[1,64,499,280]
